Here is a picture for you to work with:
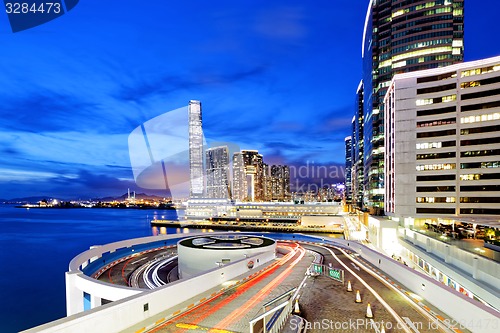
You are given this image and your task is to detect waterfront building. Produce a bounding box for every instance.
[206,146,231,199]
[361,0,464,213]
[344,136,353,204]
[384,55,500,225]
[183,200,342,221]
[232,152,247,201]
[188,100,204,198]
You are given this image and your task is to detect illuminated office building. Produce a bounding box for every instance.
[351,81,365,209]
[206,146,231,199]
[270,165,290,201]
[188,100,204,198]
[241,150,265,201]
[263,163,272,201]
[344,136,353,204]
[232,152,247,201]
[384,56,500,224]
[361,0,464,213]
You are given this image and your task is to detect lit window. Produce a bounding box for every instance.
[417,99,434,106]
[442,95,456,103]
[416,163,456,171]
[461,115,490,124]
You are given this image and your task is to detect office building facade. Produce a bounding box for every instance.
[206,146,231,199]
[241,150,265,201]
[351,81,365,209]
[384,56,500,225]
[232,152,247,201]
[344,136,353,204]
[270,165,290,201]
[361,0,464,213]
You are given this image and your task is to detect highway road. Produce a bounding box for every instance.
[296,243,466,333]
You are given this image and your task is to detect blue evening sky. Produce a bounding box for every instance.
[0,0,499,199]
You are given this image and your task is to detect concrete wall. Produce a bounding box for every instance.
[23,250,275,333]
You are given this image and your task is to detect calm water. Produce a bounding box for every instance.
[0,205,181,333]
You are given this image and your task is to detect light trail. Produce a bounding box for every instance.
[213,245,306,329]
[158,243,300,333]
[143,256,178,289]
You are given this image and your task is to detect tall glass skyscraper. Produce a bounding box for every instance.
[188,100,204,198]
[345,136,353,204]
[270,165,290,201]
[361,0,464,213]
[352,81,365,209]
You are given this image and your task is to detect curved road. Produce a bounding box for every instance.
[97,248,179,289]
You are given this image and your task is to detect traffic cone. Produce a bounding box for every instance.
[355,290,362,303]
[347,280,352,292]
[366,303,373,318]
[294,299,300,314]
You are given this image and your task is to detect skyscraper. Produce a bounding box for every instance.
[240,150,265,201]
[352,81,365,209]
[232,152,247,201]
[344,136,353,204]
[361,0,464,213]
[384,56,500,221]
[270,165,290,201]
[206,146,231,199]
[188,100,204,198]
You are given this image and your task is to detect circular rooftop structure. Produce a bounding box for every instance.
[177,234,276,278]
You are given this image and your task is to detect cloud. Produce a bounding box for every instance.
[0,91,97,132]
[116,66,268,103]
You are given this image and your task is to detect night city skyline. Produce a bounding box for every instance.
[1,1,500,200]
